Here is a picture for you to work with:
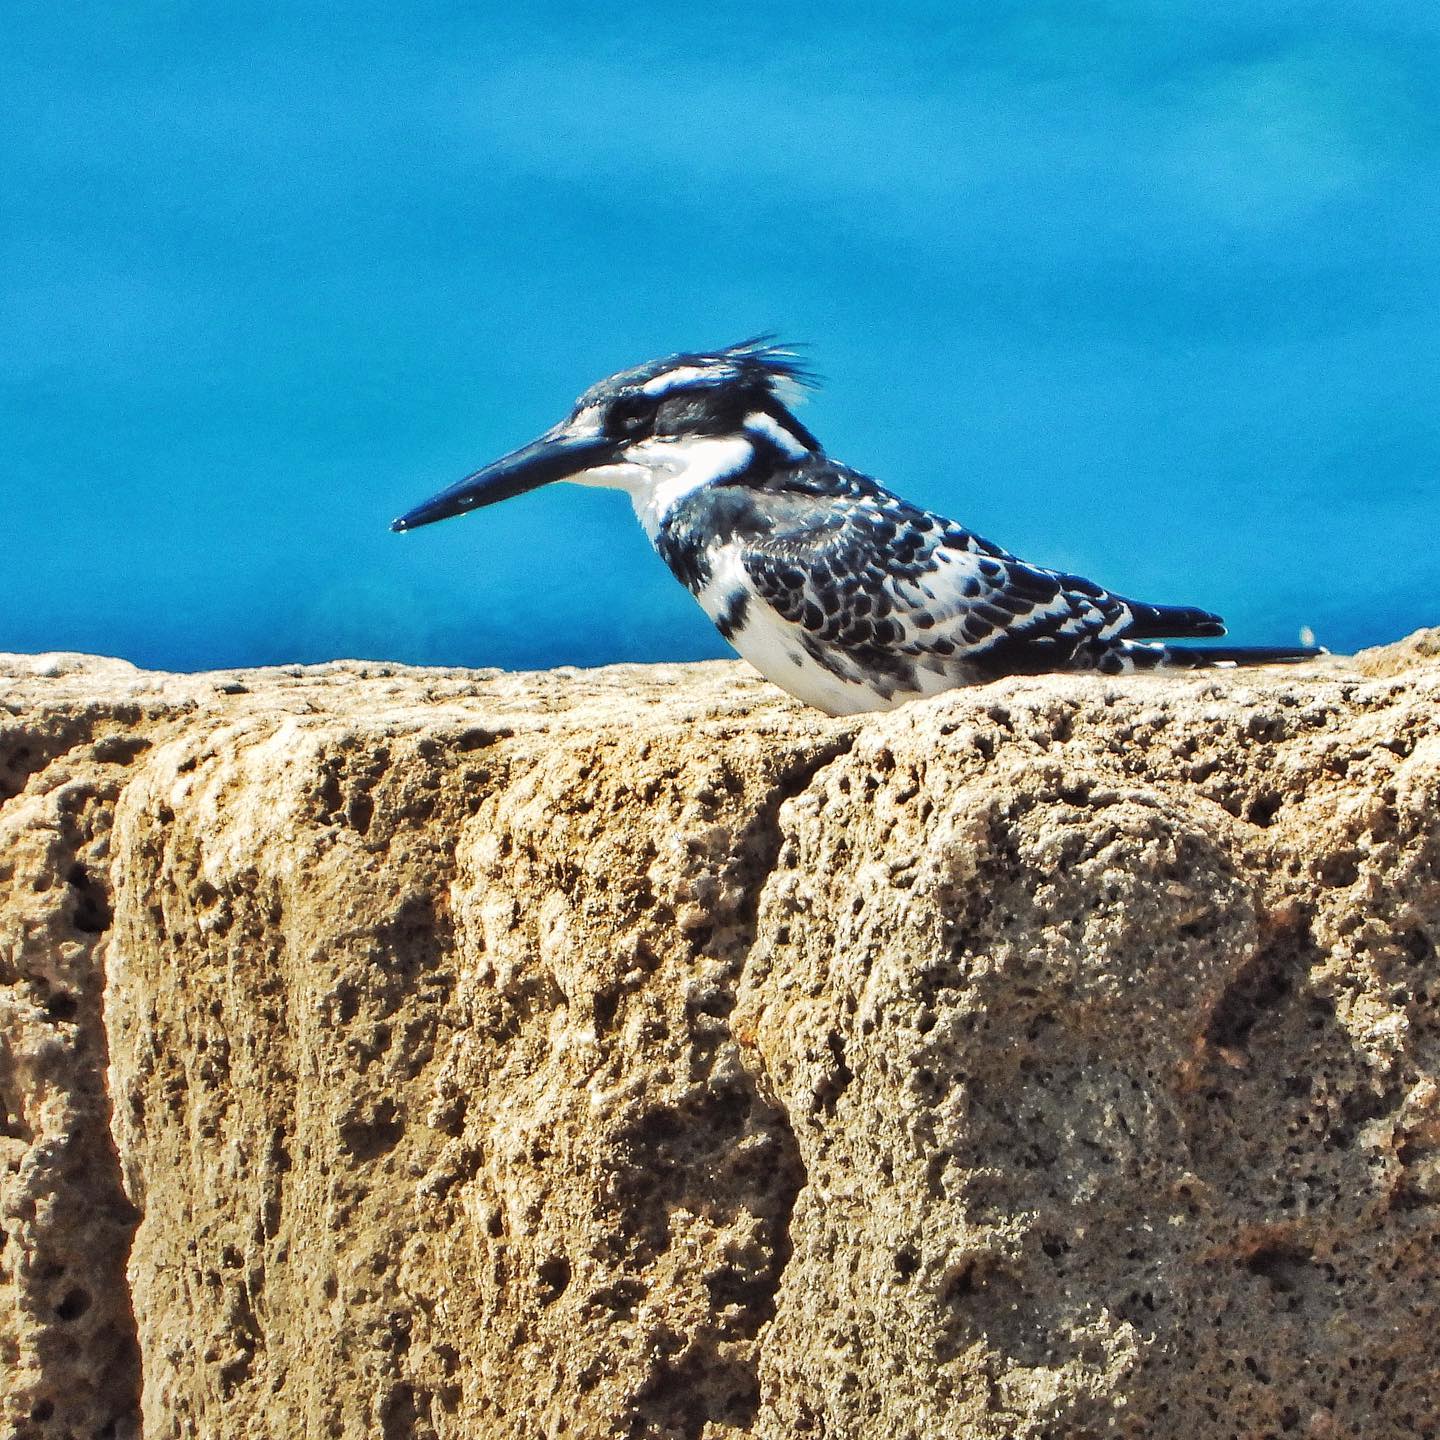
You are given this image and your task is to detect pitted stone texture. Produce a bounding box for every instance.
[738,671,1440,1438]
[1,701,153,1440]
[0,639,1437,1439]
[100,683,842,1440]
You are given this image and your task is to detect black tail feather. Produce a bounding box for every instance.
[1123,642,1327,672]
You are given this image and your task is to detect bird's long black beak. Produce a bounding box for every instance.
[390,428,621,533]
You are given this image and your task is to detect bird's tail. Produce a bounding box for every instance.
[1111,641,1327,673]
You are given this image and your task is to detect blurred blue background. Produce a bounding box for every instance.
[5,2,1437,671]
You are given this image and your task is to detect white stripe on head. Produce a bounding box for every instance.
[568,403,606,434]
[743,411,810,460]
[640,365,717,397]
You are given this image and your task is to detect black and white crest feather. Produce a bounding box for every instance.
[571,336,816,418]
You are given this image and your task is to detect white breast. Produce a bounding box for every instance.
[691,541,919,716]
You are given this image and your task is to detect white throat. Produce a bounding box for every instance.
[571,435,756,539]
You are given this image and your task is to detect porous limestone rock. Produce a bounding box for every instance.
[1,636,1438,1439]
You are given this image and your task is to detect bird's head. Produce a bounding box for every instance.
[390,338,819,533]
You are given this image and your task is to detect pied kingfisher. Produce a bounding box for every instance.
[392,340,1320,716]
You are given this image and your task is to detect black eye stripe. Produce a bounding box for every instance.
[607,394,657,434]
[606,382,757,439]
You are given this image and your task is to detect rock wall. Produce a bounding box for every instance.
[2,637,1438,1439]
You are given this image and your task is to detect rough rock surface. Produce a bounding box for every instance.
[1,635,1438,1439]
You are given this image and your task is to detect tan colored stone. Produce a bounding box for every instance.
[0,639,1437,1437]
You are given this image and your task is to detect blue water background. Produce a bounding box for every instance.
[5,3,1437,671]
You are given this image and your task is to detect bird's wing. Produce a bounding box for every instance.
[737,470,1156,677]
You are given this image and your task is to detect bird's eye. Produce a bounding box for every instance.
[607,396,654,438]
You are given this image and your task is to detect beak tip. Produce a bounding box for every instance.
[390,428,617,536]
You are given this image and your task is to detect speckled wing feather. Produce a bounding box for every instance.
[736,461,1224,690]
